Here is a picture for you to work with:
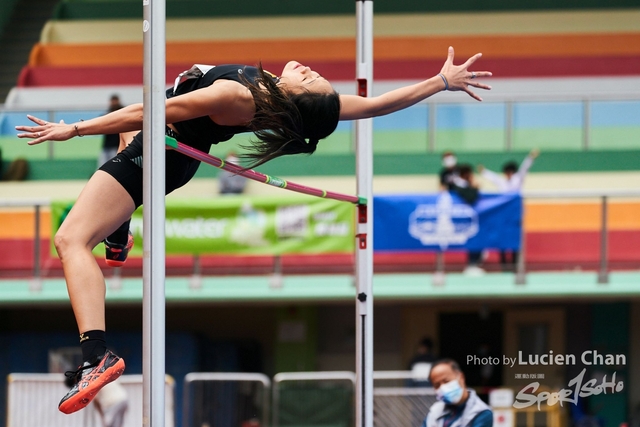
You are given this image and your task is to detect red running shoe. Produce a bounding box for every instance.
[58,350,126,414]
[104,231,134,267]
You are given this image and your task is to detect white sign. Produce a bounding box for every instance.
[490,388,515,408]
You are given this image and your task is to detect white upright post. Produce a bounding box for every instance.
[355,1,374,427]
[142,0,166,425]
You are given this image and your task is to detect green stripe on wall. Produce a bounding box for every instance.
[3,126,639,162]
[2,137,638,180]
[7,149,637,181]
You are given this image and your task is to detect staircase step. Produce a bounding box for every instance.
[0,0,59,103]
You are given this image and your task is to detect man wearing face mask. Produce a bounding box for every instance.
[421,359,493,427]
[439,151,459,191]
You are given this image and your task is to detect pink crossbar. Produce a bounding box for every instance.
[165,136,366,205]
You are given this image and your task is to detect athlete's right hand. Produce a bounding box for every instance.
[16,115,75,145]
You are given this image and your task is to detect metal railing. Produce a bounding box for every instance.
[515,189,640,285]
[7,373,175,427]
[180,371,568,427]
[3,94,640,156]
[182,372,271,427]
[271,371,356,427]
[0,198,49,290]
[372,371,438,427]
[0,106,104,160]
[1,189,639,286]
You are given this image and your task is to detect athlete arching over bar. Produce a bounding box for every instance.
[16,46,491,414]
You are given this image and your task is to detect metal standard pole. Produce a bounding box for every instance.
[47,111,55,160]
[142,0,166,425]
[355,2,374,427]
[583,99,591,151]
[598,196,609,284]
[33,204,41,278]
[515,197,527,285]
[505,101,513,152]
[29,204,42,292]
[427,102,436,153]
[432,251,445,287]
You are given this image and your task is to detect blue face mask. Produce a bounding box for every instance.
[436,378,464,405]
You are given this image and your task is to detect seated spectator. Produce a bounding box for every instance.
[421,358,493,427]
[218,151,248,195]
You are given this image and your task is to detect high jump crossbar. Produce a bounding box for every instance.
[165,136,367,205]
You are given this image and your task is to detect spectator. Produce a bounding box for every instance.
[449,163,479,205]
[446,163,483,275]
[218,151,248,195]
[93,380,129,427]
[477,149,538,270]
[2,158,30,181]
[97,95,125,168]
[408,337,438,387]
[421,358,493,427]
[477,149,539,193]
[439,151,459,191]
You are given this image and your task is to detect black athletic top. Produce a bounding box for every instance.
[100,64,278,207]
[166,64,275,152]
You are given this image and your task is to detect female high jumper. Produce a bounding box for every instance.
[16,46,491,414]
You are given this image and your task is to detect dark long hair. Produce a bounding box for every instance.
[241,64,341,168]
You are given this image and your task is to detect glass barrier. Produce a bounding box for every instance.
[2,97,640,160]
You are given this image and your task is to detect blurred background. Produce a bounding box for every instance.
[0,0,639,426]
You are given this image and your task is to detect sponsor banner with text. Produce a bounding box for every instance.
[50,195,354,256]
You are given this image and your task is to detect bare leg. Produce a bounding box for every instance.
[55,171,136,332]
[102,130,141,246]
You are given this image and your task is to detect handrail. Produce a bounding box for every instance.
[0,105,106,113]
[182,372,271,427]
[522,189,640,198]
[2,189,638,207]
[3,95,640,161]
[0,198,51,207]
[1,189,638,285]
[0,198,50,283]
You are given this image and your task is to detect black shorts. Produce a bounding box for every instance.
[98,131,201,207]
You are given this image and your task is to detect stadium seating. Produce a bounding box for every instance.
[17,10,640,87]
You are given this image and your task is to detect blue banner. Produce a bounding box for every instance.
[373,192,522,252]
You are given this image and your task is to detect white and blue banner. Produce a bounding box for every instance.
[373,192,522,252]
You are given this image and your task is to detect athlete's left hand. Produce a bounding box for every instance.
[439,46,492,101]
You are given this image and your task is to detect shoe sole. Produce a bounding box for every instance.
[58,358,126,414]
[105,259,126,267]
[104,238,134,268]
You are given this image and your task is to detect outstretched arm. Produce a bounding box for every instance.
[16,80,253,145]
[16,104,145,145]
[339,46,491,121]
